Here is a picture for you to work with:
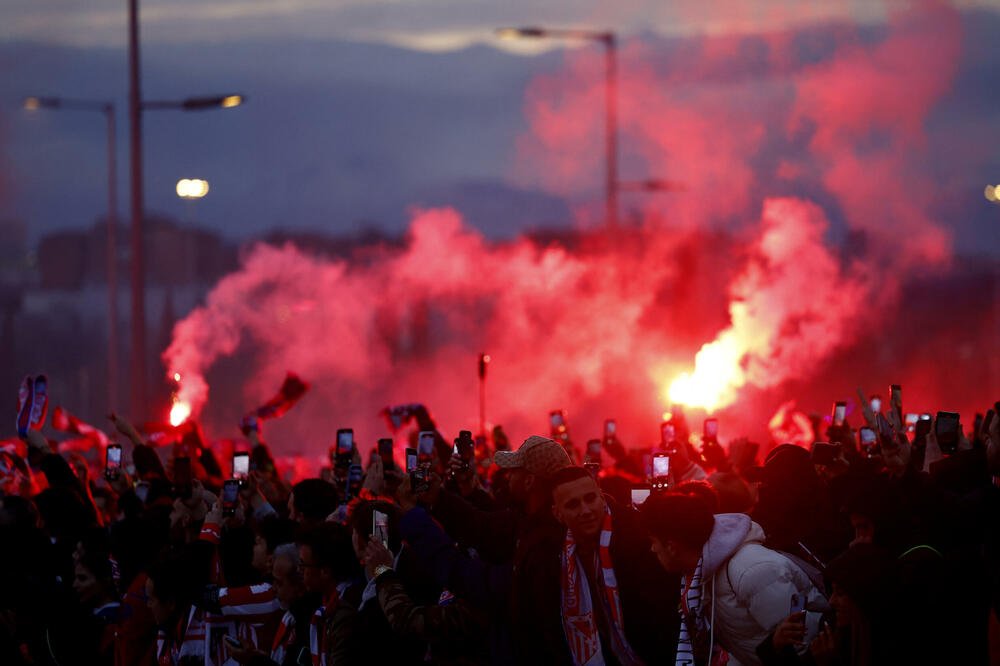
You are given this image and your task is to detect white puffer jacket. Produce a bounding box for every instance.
[699,514,827,666]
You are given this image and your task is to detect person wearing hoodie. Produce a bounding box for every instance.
[640,493,826,666]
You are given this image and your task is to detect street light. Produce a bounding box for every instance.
[498,27,619,229]
[175,179,210,199]
[127,0,245,420]
[23,95,121,412]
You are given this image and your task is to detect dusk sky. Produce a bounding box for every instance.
[2,0,999,253]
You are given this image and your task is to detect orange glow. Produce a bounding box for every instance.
[169,399,191,427]
[221,95,243,108]
[986,185,999,203]
[23,97,41,111]
[666,331,745,413]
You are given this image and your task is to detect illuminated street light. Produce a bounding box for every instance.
[985,184,999,203]
[176,178,210,199]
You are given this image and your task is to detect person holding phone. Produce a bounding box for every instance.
[640,493,826,666]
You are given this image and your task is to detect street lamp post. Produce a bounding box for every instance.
[23,97,120,412]
[498,27,618,229]
[127,0,244,420]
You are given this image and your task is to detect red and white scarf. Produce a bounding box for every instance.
[560,507,639,666]
[309,587,343,666]
[270,609,296,663]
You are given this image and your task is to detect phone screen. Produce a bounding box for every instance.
[653,454,670,477]
[456,436,474,461]
[372,510,389,549]
[833,402,846,426]
[135,481,150,503]
[631,486,651,506]
[106,445,122,476]
[405,448,418,473]
[859,427,877,445]
[417,432,435,459]
[870,397,882,413]
[789,593,806,616]
[550,411,565,429]
[233,452,249,479]
[222,479,239,514]
[587,440,601,456]
[704,419,718,439]
[604,420,616,437]
[336,429,354,456]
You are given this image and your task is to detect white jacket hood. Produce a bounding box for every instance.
[701,513,754,579]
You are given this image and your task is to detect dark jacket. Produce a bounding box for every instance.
[511,498,680,666]
[431,489,523,564]
[399,506,517,665]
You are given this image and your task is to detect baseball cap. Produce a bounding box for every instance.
[494,435,571,479]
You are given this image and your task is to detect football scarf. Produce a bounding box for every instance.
[560,507,639,666]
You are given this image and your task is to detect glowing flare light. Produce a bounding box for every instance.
[667,331,746,414]
[170,399,192,427]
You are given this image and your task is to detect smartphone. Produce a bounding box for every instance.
[789,593,807,616]
[456,431,474,462]
[660,422,675,447]
[587,439,601,457]
[651,452,670,492]
[914,418,932,443]
[222,479,240,517]
[233,451,250,481]
[583,461,601,480]
[935,412,960,454]
[832,401,847,427]
[631,484,651,506]
[859,427,879,458]
[346,464,363,500]
[604,419,616,439]
[372,509,389,549]
[417,431,435,461]
[378,438,394,467]
[135,480,151,503]
[410,466,430,494]
[703,418,718,440]
[173,456,192,498]
[870,397,882,414]
[549,410,566,429]
[905,413,918,433]
[105,444,122,480]
[336,429,355,460]
[811,442,840,466]
[405,447,418,473]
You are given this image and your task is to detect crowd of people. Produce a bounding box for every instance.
[1,379,998,666]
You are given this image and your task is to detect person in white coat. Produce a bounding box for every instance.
[639,493,827,666]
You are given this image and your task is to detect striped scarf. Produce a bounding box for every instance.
[560,507,639,666]
[271,610,296,663]
[676,558,721,666]
[309,589,341,666]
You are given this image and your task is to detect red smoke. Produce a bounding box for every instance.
[165,3,972,459]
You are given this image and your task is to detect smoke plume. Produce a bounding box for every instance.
[165,2,969,456]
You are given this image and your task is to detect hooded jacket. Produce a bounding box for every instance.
[696,514,826,666]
